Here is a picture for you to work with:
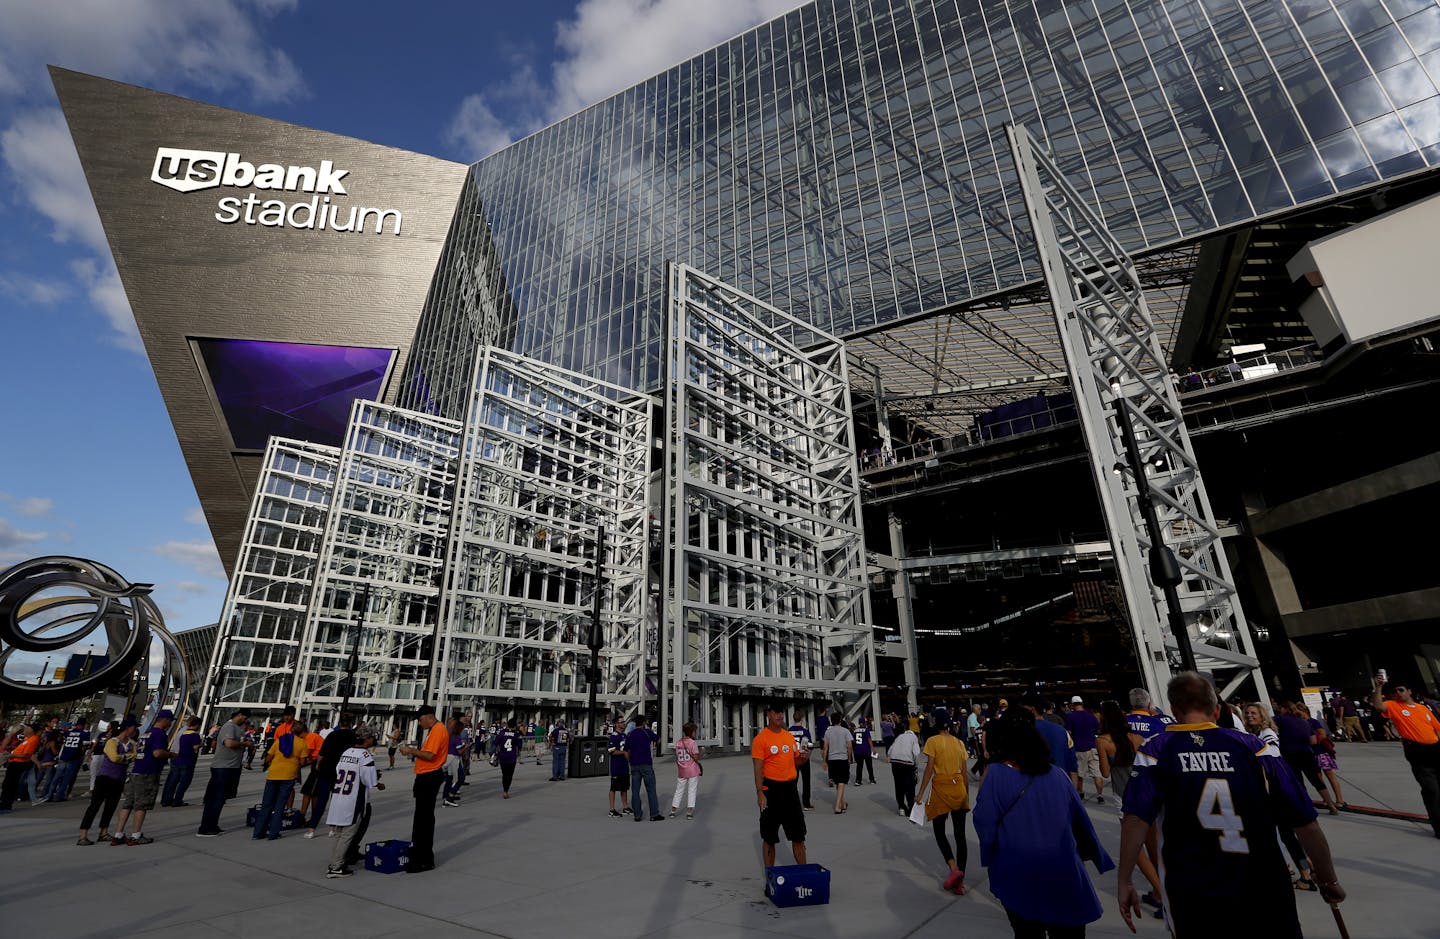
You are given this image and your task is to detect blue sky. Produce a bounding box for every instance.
[0,0,802,640]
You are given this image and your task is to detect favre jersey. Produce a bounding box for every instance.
[1123,723,1317,917]
[326,746,379,826]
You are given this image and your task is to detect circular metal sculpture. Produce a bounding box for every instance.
[0,556,190,713]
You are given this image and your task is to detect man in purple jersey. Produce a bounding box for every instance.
[1118,673,1344,936]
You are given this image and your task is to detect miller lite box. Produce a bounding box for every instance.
[764,863,831,907]
[364,839,411,874]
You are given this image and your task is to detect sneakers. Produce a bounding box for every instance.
[110,836,127,846]
[608,809,622,817]
[1096,795,1105,804]
[195,830,223,838]
[33,797,48,805]
[669,808,677,818]
[443,798,460,807]
[899,808,908,817]
[686,811,694,820]
[129,835,154,845]
[304,830,316,840]
[325,866,354,879]
[650,814,665,821]
[622,806,632,814]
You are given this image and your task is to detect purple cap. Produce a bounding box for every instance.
[154,709,175,720]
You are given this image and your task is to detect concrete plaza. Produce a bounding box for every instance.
[0,741,1433,938]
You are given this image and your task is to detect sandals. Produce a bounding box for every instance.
[1293,877,1317,891]
[76,836,94,846]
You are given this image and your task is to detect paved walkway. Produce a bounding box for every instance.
[0,741,1433,938]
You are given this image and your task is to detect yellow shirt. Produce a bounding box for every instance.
[923,732,970,817]
[265,736,309,781]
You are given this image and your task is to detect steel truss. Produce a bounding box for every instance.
[434,347,651,722]
[663,263,878,750]
[199,438,339,726]
[1008,126,1268,706]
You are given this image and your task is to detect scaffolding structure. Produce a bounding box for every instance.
[663,263,877,749]
[200,348,651,731]
[1008,125,1268,705]
[434,347,651,724]
[199,438,338,723]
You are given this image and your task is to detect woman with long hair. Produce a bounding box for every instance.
[974,714,1112,937]
[1244,703,1317,892]
[915,708,970,894]
[668,721,702,818]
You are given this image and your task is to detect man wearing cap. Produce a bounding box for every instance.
[1065,696,1104,803]
[1371,675,1440,838]
[324,725,385,878]
[398,704,449,872]
[111,709,177,845]
[548,719,571,782]
[753,702,807,871]
[197,709,252,837]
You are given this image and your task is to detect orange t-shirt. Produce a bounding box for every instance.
[1383,700,1440,745]
[415,722,449,774]
[305,732,324,762]
[274,720,294,740]
[8,736,40,763]
[751,726,799,782]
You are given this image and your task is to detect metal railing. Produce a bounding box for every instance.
[1175,343,1320,393]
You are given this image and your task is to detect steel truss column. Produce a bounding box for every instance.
[886,513,921,714]
[663,263,879,750]
[1007,125,1268,707]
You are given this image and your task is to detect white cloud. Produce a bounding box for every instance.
[0,518,48,548]
[445,0,806,159]
[15,497,54,517]
[153,539,225,580]
[184,507,207,525]
[171,580,211,596]
[0,0,302,351]
[0,271,72,305]
[0,0,305,103]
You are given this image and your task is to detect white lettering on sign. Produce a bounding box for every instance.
[150,147,402,235]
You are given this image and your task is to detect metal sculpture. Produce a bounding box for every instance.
[0,556,190,721]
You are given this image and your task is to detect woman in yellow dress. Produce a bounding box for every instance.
[916,707,970,895]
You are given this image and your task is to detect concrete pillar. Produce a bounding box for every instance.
[887,513,921,713]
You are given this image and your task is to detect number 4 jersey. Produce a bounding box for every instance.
[326,746,380,826]
[1123,723,1317,919]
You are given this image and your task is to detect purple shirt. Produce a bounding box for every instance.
[495,729,521,764]
[1273,713,1313,754]
[132,727,170,775]
[608,732,628,774]
[623,727,657,766]
[1064,709,1100,751]
[173,730,201,765]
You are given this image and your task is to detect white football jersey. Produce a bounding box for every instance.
[326,746,379,826]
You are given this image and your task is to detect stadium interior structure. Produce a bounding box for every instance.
[53,0,1440,740]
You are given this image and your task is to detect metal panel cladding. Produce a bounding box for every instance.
[466,0,1440,393]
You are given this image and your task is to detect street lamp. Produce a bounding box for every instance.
[585,525,607,738]
[1111,393,1197,673]
[339,582,371,715]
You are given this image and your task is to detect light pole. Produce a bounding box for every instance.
[586,525,606,738]
[1112,395,1196,673]
[340,582,371,716]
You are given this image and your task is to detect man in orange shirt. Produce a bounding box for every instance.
[752,702,807,870]
[1372,676,1440,838]
[398,704,449,872]
[1,724,39,811]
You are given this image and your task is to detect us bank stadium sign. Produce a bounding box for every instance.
[150,147,403,235]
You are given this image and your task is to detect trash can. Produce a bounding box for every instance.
[569,737,610,778]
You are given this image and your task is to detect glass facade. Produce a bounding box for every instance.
[448,0,1440,395]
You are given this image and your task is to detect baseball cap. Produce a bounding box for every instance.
[1069,695,1083,705]
[416,704,437,718]
[764,700,787,715]
[154,709,175,720]
[931,707,950,728]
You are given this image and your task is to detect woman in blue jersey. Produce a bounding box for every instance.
[974,714,1112,938]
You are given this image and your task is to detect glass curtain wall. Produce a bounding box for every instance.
[465,0,1440,393]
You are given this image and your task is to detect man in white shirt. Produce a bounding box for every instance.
[888,725,922,816]
[324,726,384,878]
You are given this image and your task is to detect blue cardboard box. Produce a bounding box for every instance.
[764,864,831,907]
[365,839,412,874]
[244,805,306,830]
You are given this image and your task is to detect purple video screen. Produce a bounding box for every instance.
[194,338,394,450]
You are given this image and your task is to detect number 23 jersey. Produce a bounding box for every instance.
[327,746,380,826]
[1123,723,1317,910]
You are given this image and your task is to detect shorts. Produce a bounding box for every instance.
[1315,751,1338,772]
[1075,748,1100,780]
[827,759,850,785]
[300,767,322,796]
[122,772,160,811]
[610,772,630,792]
[759,777,806,845]
[387,747,397,756]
